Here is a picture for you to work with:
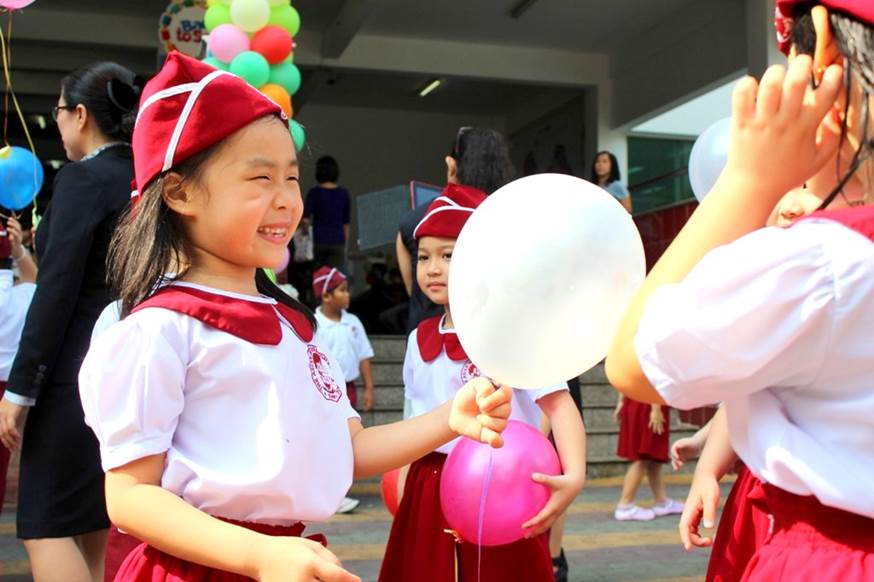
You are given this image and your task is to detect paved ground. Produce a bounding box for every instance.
[0,473,730,581]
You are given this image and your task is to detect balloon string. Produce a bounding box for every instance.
[0,11,39,223]
[476,448,494,582]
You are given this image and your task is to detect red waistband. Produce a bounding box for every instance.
[761,484,874,551]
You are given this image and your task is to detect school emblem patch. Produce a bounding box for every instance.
[307,345,343,402]
[460,359,481,384]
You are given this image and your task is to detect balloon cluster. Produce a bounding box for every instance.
[203,0,305,151]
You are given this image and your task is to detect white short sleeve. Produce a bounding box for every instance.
[402,330,417,401]
[350,314,374,361]
[526,382,569,403]
[635,225,836,410]
[79,312,187,471]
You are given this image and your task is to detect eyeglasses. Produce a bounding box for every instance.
[51,105,76,122]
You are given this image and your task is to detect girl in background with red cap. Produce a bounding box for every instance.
[607,1,874,580]
[378,185,586,582]
[76,52,514,582]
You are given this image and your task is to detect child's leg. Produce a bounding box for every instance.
[549,512,565,557]
[76,529,109,582]
[619,460,646,505]
[646,461,668,504]
[24,537,93,582]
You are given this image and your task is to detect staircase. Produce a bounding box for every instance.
[360,336,697,479]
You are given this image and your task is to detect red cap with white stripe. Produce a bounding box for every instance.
[413,184,487,241]
[131,52,286,199]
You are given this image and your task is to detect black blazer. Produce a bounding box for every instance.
[7,145,134,398]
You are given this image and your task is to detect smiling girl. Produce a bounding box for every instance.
[77,53,512,582]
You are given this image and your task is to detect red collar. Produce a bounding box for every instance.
[797,206,874,242]
[132,285,314,345]
[416,315,468,362]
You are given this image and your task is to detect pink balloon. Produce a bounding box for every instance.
[274,246,290,272]
[0,0,36,9]
[208,24,250,63]
[440,420,561,546]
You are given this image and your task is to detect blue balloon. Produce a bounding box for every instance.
[0,146,44,210]
[688,117,731,202]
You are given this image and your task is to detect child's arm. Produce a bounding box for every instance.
[670,415,714,471]
[8,218,36,283]
[678,407,737,550]
[605,57,843,404]
[396,233,414,296]
[106,454,360,582]
[522,391,586,536]
[358,358,374,412]
[349,378,511,479]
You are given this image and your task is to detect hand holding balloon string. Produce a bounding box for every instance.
[449,378,512,448]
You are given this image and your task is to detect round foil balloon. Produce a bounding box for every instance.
[449,173,645,388]
[440,421,560,546]
[688,117,731,202]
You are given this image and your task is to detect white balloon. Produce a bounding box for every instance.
[449,174,646,388]
[688,117,731,202]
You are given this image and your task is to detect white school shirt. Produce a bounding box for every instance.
[405,315,567,455]
[0,270,36,382]
[314,308,374,383]
[635,215,874,519]
[79,282,359,525]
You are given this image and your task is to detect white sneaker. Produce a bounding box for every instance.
[337,496,360,514]
[614,504,656,521]
[652,498,684,517]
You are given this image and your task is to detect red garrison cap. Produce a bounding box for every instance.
[312,265,348,297]
[131,52,286,199]
[413,183,487,241]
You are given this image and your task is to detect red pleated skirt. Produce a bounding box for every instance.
[378,452,554,582]
[616,398,670,463]
[706,465,769,582]
[105,525,144,582]
[114,519,326,581]
[741,483,874,581]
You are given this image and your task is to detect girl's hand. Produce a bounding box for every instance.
[724,55,843,205]
[670,436,702,471]
[363,386,374,412]
[521,473,584,537]
[678,469,721,551]
[255,536,360,582]
[648,404,665,435]
[0,398,28,451]
[449,378,512,448]
[6,217,24,259]
[613,397,623,424]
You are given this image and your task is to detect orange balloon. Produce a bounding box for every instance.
[260,83,292,118]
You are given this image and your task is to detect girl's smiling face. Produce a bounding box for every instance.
[167,116,302,282]
[416,235,455,306]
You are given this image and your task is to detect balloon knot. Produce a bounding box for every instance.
[0,145,10,159]
[443,528,463,544]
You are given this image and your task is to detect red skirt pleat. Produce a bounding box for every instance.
[706,465,769,582]
[378,452,554,582]
[114,519,324,581]
[617,398,670,463]
[741,483,874,581]
[105,525,145,582]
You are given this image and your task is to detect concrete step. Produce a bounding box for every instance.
[370,335,407,362]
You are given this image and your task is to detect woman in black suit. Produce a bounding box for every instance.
[0,62,138,582]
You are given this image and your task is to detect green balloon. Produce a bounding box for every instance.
[204,4,231,32]
[268,5,300,37]
[290,119,305,151]
[269,62,301,95]
[202,56,229,71]
[230,51,270,87]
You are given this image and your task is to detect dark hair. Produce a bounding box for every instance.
[60,62,142,143]
[315,156,340,183]
[108,139,316,327]
[451,127,516,194]
[591,150,620,184]
[790,6,874,209]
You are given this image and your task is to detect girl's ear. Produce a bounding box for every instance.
[812,5,843,84]
[162,173,197,217]
[445,155,459,184]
